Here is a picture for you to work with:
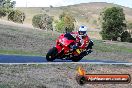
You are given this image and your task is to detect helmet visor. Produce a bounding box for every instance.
[78,31,86,35]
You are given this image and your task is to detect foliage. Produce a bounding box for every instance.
[127,22,132,29]
[8,10,25,23]
[32,14,53,30]
[100,7,126,41]
[121,31,131,42]
[49,5,53,8]
[0,0,4,6]
[0,0,16,8]
[128,38,132,43]
[55,20,65,32]
[59,12,66,20]
[0,8,7,18]
[63,14,75,32]
[56,12,76,33]
[0,0,16,18]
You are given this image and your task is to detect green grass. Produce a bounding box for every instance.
[93,40,132,53]
[0,24,131,56]
[0,84,11,88]
[0,39,131,56]
[0,49,43,56]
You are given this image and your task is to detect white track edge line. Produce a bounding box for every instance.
[0,62,131,65]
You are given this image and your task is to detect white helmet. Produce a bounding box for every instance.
[78,26,87,36]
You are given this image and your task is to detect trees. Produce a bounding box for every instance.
[63,14,75,32]
[32,14,53,30]
[0,0,25,24]
[100,7,126,41]
[56,12,76,32]
[0,8,7,18]
[0,0,24,23]
[49,5,53,8]
[55,20,65,32]
[127,22,132,29]
[121,31,131,42]
[0,0,16,8]
[0,0,4,6]
[127,22,132,34]
[8,10,25,23]
[0,0,16,18]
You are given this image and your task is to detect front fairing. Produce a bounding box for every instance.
[55,34,75,54]
[59,37,74,47]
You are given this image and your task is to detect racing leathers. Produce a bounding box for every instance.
[70,32,90,50]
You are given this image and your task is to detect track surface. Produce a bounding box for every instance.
[0,54,131,65]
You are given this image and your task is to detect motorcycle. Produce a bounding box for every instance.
[46,33,93,62]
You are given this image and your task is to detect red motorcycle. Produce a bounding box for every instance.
[46,33,93,62]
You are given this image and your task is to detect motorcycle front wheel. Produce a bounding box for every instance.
[46,47,58,62]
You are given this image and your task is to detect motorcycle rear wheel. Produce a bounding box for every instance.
[46,47,58,62]
[71,56,82,62]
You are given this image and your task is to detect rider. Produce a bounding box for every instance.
[70,26,89,49]
[76,26,90,50]
[65,25,93,55]
[65,26,93,50]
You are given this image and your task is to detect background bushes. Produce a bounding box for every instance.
[32,14,53,30]
[121,31,132,42]
[8,10,25,23]
[100,7,126,41]
[0,8,7,18]
[55,12,75,33]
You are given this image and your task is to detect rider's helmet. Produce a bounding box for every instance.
[78,26,87,37]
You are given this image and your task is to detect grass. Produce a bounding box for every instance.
[93,40,132,53]
[0,64,131,88]
[0,39,131,56]
[0,49,43,56]
[88,31,101,40]
[0,19,131,57]
[0,84,11,88]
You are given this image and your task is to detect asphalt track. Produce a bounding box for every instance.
[0,54,131,65]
